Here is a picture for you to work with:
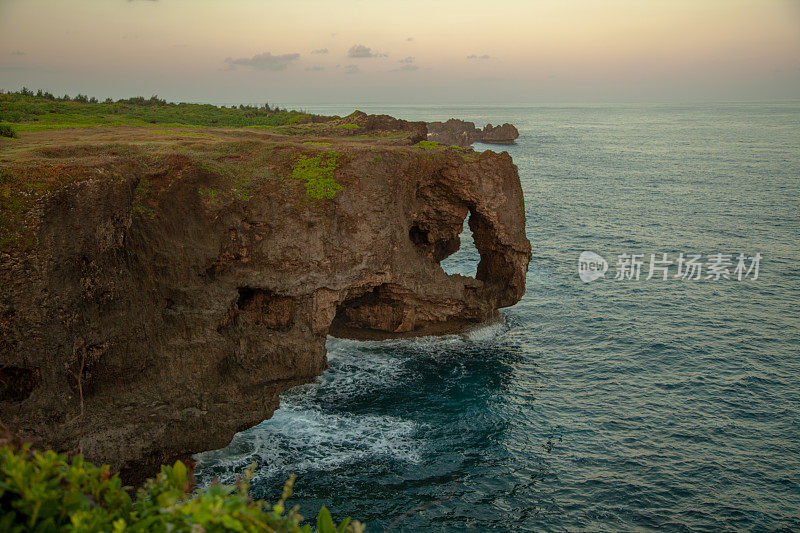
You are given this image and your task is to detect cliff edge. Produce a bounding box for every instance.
[0,117,530,481]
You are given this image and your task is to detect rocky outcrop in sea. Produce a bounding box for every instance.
[427,119,520,147]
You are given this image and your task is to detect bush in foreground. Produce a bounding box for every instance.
[0,443,363,532]
[0,124,16,138]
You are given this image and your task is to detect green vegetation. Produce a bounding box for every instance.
[0,124,16,138]
[267,123,329,136]
[290,152,343,200]
[415,140,440,150]
[187,141,290,203]
[0,89,312,132]
[302,141,331,146]
[197,186,224,207]
[132,177,155,217]
[197,187,220,200]
[332,124,359,130]
[0,442,363,532]
[154,129,222,140]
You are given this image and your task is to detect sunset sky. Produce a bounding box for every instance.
[1,0,798,104]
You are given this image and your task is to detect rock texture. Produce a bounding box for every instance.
[0,120,530,482]
[342,110,427,144]
[427,119,519,147]
[480,123,520,144]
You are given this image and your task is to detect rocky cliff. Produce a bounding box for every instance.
[427,119,519,147]
[0,117,530,482]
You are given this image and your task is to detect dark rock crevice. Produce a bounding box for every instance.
[235,288,296,331]
[0,366,41,402]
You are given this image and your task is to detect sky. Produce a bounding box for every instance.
[1,0,799,105]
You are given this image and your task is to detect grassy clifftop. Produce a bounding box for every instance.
[0,92,457,252]
[0,90,312,132]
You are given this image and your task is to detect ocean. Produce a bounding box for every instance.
[195,103,800,531]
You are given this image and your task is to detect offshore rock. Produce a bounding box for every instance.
[427,119,519,147]
[480,123,520,144]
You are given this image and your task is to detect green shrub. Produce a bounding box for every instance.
[332,124,359,130]
[291,152,343,200]
[415,140,439,150]
[0,443,363,532]
[0,124,16,138]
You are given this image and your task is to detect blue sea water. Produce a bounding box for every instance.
[196,103,800,531]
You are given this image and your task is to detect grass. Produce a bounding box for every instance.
[0,91,313,132]
[153,128,222,140]
[290,151,343,200]
[197,186,223,207]
[132,177,155,217]
[268,123,330,136]
[189,141,290,203]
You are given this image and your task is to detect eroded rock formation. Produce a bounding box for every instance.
[342,110,427,144]
[427,119,519,147]
[0,119,530,482]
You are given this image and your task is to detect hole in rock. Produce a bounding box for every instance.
[440,215,480,278]
[329,285,402,335]
[0,366,41,402]
[408,224,429,247]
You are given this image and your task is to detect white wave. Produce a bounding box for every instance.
[195,318,509,484]
[195,406,421,485]
[464,319,509,342]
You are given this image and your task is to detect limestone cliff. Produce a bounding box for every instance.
[0,117,530,482]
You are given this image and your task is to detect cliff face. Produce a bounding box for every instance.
[0,120,530,481]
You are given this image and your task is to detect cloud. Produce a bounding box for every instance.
[467,54,491,60]
[344,64,360,74]
[305,66,325,71]
[311,48,328,55]
[224,52,300,71]
[392,56,418,71]
[347,44,386,58]
[10,50,25,56]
